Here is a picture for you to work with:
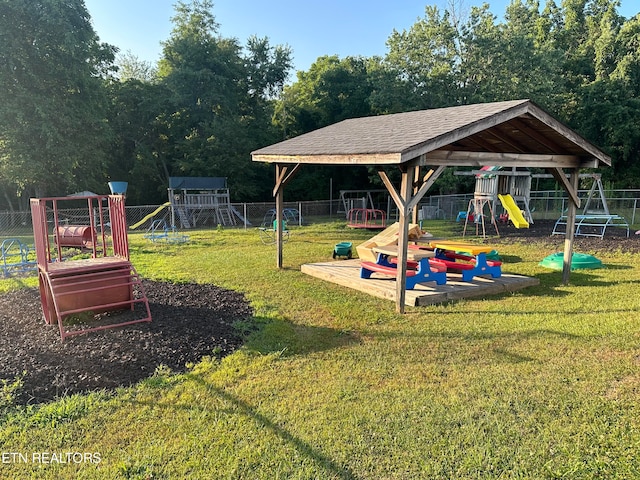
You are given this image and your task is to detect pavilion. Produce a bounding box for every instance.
[251,99,611,313]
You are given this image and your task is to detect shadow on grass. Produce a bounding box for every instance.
[130,369,359,479]
[194,374,358,479]
[238,316,360,357]
[498,254,523,263]
[535,269,634,288]
[127,320,361,478]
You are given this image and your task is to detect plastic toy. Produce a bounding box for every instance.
[333,242,353,259]
[539,252,602,270]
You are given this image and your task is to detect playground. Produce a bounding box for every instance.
[1,220,640,478]
[0,221,638,405]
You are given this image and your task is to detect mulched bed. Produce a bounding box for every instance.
[483,219,640,254]
[1,221,638,406]
[0,280,253,405]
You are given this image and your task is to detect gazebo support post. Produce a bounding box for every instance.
[412,167,421,225]
[379,164,446,313]
[561,169,580,284]
[273,163,301,268]
[395,165,415,313]
[551,167,581,284]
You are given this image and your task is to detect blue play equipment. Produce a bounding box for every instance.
[143,219,189,243]
[1,238,36,276]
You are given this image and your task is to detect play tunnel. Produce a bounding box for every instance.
[56,225,95,248]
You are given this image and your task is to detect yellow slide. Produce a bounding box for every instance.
[498,194,529,228]
[129,202,171,230]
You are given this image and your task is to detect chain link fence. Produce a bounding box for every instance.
[2,191,639,243]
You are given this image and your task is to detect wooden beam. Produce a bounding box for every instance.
[273,163,302,269]
[254,152,401,165]
[394,166,415,314]
[378,168,405,211]
[424,150,584,168]
[483,126,526,153]
[550,167,581,208]
[273,163,301,197]
[412,167,421,225]
[465,135,502,152]
[407,165,446,212]
[510,117,563,152]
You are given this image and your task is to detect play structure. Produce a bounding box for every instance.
[168,177,247,228]
[338,189,390,229]
[143,219,189,243]
[30,194,151,340]
[262,208,302,227]
[338,190,389,214]
[1,238,36,276]
[498,194,529,228]
[129,202,171,230]
[459,167,533,237]
[347,208,387,229]
[551,174,630,238]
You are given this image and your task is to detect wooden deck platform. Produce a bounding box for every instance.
[301,259,540,307]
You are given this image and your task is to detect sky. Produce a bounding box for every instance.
[84,0,639,76]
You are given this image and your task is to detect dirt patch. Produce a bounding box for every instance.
[0,280,254,405]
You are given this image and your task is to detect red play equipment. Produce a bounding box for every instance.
[30,195,151,340]
[347,208,387,229]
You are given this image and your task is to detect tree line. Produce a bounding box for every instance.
[1,0,638,210]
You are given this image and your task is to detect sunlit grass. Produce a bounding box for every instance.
[1,221,640,478]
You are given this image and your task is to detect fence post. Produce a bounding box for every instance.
[243,203,247,230]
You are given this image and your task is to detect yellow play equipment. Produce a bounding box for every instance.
[129,202,171,230]
[498,194,529,228]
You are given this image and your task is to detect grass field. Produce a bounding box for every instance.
[1,221,640,479]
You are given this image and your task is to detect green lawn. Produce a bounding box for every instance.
[1,222,640,479]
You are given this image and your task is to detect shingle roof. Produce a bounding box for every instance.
[252,99,610,168]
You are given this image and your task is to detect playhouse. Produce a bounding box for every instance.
[168,177,247,228]
[30,194,151,340]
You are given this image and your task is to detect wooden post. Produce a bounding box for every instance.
[275,177,284,268]
[273,163,301,269]
[395,165,415,314]
[412,167,420,226]
[379,164,446,314]
[562,169,580,284]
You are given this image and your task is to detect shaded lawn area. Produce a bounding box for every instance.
[1,221,639,479]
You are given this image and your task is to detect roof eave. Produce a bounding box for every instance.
[251,152,402,165]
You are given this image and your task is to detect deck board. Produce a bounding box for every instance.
[301,259,540,307]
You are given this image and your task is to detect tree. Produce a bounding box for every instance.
[273,55,407,199]
[149,0,291,201]
[0,0,116,204]
[116,51,158,83]
[106,79,173,205]
[386,6,461,108]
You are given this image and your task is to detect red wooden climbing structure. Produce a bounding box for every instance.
[30,195,151,340]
